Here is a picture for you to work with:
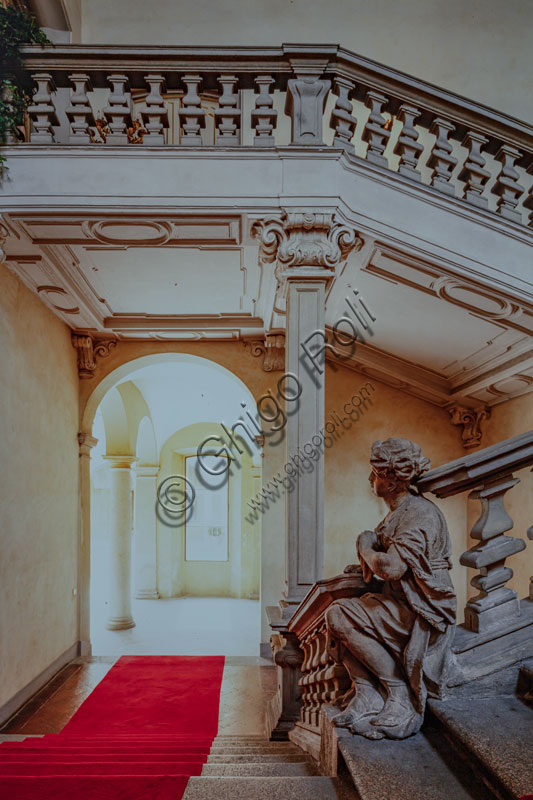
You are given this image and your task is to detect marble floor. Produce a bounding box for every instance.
[91,596,262,657]
[0,657,277,738]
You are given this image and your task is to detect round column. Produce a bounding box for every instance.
[104,455,136,630]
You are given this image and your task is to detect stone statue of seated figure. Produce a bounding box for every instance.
[325,438,457,740]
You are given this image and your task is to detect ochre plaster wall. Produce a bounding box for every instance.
[323,369,469,621]
[475,394,533,601]
[0,264,79,709]
[80,0,532,123]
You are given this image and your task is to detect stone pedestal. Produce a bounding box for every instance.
[105,455,136,630]
[133,465,159,600]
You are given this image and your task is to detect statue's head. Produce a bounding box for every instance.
[369,438,430,498]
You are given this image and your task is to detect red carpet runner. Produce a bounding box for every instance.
[0,655,225,799]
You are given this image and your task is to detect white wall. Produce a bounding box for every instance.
[80,0,532,123]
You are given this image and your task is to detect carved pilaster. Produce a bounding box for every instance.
[286,73,330,145]
[447,404,490,449]
[72,332,117,379]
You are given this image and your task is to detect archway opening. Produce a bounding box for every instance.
[88,355,262,656]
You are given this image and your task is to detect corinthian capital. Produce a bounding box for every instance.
[252,211,363,271]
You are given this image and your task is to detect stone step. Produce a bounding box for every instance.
[336,721,495,800]
[182,776,358,799]
[201,763,320,776]
[207,753,310,764]
[210,745,301,754]
[428,694,533,799]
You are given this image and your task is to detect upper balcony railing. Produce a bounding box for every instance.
[8,43,533,227]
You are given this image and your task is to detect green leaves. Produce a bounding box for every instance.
[0,5,49,172]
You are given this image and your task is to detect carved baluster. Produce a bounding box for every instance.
[458,131,491,208]
[178,75,206,145]
[427,117,457,195]
[394,103,424,181]
[103,74,133,144]
[492,144,525,223]
[285,72,330,145]
[27,73,59,143]
[460,475,526,632]
[215,74,241,145]
[65,73,95,143]
[523,160,533,227]
[330,77,357,153]
[362,90,391,167]
[141,74,169,144]
[251,75,277,146]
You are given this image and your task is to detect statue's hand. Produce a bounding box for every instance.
[357,530,378,553]
[343,564,362,574]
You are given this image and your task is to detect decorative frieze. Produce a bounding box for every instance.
[447,403,490,449]
[71,332,117,379]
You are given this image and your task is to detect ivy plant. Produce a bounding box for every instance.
[0,5,49,172]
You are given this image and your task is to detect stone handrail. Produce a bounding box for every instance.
[287,571,381,732]
[9,43,533,227]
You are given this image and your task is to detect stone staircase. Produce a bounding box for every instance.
[182,735,358,799]
[329,661,533,800]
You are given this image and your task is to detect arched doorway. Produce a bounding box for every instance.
[84,354,263,656]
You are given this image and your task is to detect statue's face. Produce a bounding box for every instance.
[369,470,405,498]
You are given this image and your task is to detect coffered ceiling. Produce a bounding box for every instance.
[2,211,532,410]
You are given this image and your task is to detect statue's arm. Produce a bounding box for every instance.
[357,530,408,581]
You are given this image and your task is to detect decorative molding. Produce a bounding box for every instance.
[447,403,491,449]
[244,333,285,372]
[78,432,99,456]
[252,212,363,272]
[71,332,117,379]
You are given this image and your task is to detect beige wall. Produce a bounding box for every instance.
[478,394,533,601]
[0,263,79,709]
[324,370,469,621]
[80,0,532,123]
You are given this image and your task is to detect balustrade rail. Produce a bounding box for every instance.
[4,44,533,227]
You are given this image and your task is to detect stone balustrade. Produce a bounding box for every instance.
[270,431,533,748]
[418,430,533,633]
[10,43,533,227]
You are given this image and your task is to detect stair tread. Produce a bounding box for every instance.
[337,723,495,800]
[429,694,533,799]
[207,754,310,763]
[201,763,320,776]
[183,776,358,799]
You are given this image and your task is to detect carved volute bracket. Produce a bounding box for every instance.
[244,333,285,372]
[447,403,490,449]
[72,332,117,379]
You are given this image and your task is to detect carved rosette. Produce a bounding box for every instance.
[72,332,117,379]
[447,403,490,449]
[252,212,363,276]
